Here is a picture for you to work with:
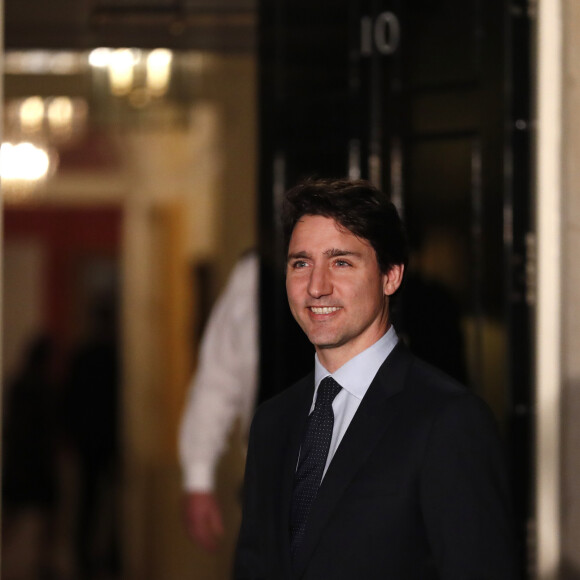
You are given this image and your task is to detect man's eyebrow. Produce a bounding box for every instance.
[287,251,311,262]
[324,248,361,258]
[287,248,362,262]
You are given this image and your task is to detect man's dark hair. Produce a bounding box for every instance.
[282,178,408,275]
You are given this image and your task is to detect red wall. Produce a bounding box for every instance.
[4,206,123,356]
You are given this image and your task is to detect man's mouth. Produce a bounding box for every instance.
[309,306,341,315]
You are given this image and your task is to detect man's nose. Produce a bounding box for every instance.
[307,265,332,298]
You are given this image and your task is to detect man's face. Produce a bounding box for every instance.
[286,214,402,371]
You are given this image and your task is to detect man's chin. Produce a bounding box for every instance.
[301,324,346,351]
[308,335,344,350]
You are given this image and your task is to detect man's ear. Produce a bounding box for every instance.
[383,264,405,296]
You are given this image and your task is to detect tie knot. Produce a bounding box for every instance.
[316,376,342,408]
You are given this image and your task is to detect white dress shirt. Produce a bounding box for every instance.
[179,252,259,492]
[313,325,399,477]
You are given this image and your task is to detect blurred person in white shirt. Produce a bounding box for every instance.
[179,252,259,551]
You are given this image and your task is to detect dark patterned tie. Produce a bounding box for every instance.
[290,376,342,556]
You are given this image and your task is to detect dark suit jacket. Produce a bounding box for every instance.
[235,342,517,579]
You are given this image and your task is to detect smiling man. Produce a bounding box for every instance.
[235,178,517,579]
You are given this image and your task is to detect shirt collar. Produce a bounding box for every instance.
[314,325,399,400]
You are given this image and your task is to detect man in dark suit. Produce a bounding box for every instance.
[235,178,517,579]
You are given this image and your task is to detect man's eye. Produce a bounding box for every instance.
[291,260,308,269]
[335,260,351,267]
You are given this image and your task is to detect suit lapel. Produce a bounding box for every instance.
[292,342,414,578]
[277,372,315,577]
